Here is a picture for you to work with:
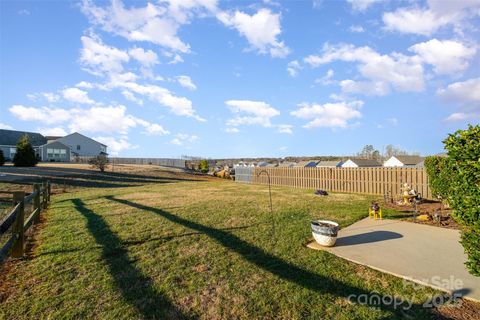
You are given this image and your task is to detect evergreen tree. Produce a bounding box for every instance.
[13,135,38,167]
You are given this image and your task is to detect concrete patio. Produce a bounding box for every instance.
[308,218,480,302]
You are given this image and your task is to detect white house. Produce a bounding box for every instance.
[341,159,382,168]
[383,155,424,167]
[56,132,107,158]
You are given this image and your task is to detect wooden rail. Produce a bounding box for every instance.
[248,167,432,199]
[0,181,51,263]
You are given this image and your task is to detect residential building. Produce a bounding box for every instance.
[341,159,382,168]
[0,129,70,162]
[56,132,107,157]
[383,155,425,167]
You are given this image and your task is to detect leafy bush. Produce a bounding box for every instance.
[0,150,4,166]
[13,135,38,167]
[199,159,209,174]
[444,125,480,276]
[424,156,454,199]
[89,155,109,172]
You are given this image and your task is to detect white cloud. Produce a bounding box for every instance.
[437,77,480,105]
[276,124,293,134]
[287,60,301,77]
[225,99,280,127]
[94,136,137,155]
[9,105,71,124]
[347,0,382,12]
[437,78,480,122]
[80,33,130,76]
[10,104,169,136]
[128,47,159,68]
[168,54,184,64]
[122,90,144,105]
[217,8,290,57]
[291,100,363,129]
[315,69,335,85]
[225,127,239,133]
[340,79,390,96]
[27,92,60,103]
[349,25,365,33]
[170,133,199,146]
[382,1,480,36]
[76,81,95,89]
[304,43,424,95]
[176,75,197,90]
[81,0,216,53]
[409,39,476,75]
[68,105,137,134]
[62,87,95,104]
[0,123,13,130]
[38,127,68,136]
[114,81,204,120]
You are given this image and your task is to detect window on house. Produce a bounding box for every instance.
[77,145,81,150]
[10,147,16,158]
[47,148,66,158]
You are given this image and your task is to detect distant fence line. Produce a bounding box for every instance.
[72,156,186,168]
[235,167,432,199]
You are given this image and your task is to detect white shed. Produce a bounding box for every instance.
[383,155,424,167]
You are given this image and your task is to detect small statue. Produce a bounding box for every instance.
[369,201,382,219]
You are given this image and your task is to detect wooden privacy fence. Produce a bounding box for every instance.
[241,167,432,199]
[0,181,51,264]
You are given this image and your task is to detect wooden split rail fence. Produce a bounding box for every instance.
[236,167,432,199]
[0,181,51,264]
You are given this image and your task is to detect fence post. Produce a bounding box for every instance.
[34,184,41,223]
[42,181,47,209]
[11,191,25,258]
[47,180,51,202]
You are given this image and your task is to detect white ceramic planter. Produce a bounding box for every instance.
[311,220,339,247]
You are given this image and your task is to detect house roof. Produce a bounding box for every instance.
[295,160,319,167]
[348,158,382,167]
[60,132,107,147]
[317,160,342,167]
[393,155,424,165]
[278,162,296,167]
[0,129,47,147]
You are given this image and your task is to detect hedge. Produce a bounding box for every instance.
[444,125,480,276]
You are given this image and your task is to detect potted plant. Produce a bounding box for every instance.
[311,220,339,247]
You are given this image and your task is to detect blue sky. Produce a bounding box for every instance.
[1,0,479,158]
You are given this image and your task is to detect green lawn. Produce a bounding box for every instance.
[0,168,441,319]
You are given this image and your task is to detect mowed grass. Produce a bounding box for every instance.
[0,168,440,319]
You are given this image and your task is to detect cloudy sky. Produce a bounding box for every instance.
[1,0,479,157]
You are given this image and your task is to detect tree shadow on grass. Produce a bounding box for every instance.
[71,199,194,319]
[106,196,434,319]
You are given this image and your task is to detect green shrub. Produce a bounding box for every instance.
[89,155,109,172]
[444,125,480,276]
[0,149,4,166]
[13,135,38,167]
[199,159,209,174]
[424,156,454,199]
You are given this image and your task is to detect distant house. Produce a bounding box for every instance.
[341,159,382,168]
[295,160,319,167]
[278,161,296,168]
[257,161,269,167]
[0,129,70,162]
[383,155,425,168]
[55,132,107,158]
[316,160,343,168]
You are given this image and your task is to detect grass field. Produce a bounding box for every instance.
[0,165,446,319]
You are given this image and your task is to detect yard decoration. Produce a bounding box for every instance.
[314,189,328,196]
[311,220,339,247]
[368,201,382,219]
